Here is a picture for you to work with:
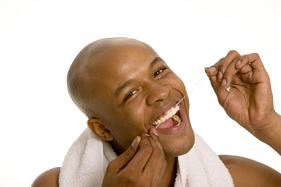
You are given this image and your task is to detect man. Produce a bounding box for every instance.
[32,38,281,187]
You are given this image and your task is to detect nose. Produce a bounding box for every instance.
[146,83,170,106]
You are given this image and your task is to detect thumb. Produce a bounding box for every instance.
[205,66,220,90]
[205,67,229,106]
[107,136,141,173]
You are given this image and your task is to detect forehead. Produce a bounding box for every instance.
[98,43,157,70]
[89,43,159,89]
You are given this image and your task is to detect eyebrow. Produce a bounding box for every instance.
[114,56,162,97]
[149,56,162,67]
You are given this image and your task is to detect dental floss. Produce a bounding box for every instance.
[189,76,206,94]
[176,94,187,106]
[154,94,186,129]
[154,75,207,129]
[146,73,207,130]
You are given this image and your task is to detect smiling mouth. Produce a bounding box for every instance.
[152,104,182,129]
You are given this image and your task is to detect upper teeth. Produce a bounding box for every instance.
[153,105,180,126]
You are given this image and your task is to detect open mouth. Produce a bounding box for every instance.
[152,104,182,129]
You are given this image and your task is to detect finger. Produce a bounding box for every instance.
[236,55,249,70]
[206,57,224,82]
[107,136,141,173]
[240,53,269,83]
[205,67,230,106]
[205,50,240,89]
[239,64,252,74]
[205,66,218,77]
[222,54,256,88]
[123,134,153,174]
[147,128,165,162]
[217,50,241,72]
[148,127,164,155]
[205,66,219,89]
[215,81,231,107]
[205,57,223,78]
[246,53,265,71]
[221,59,241,89]
[215,50,241,82]
[235,55,254,82]
[142,128,166,180]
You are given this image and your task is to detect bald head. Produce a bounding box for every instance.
[67,37,150,118]
[67,37,194,156]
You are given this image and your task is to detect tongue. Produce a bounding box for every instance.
[157,118,174,129]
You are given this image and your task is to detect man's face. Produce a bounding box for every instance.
[86,41,194,157]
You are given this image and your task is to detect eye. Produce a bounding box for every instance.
[153,67,167,78]
[123,89,137,102]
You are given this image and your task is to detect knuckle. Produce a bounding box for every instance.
[240,54,248,61]
[251,53,260,59]
[228,50,239,56]
[142,145,153,155]
[140,136,150,146]
[241,54,247,58]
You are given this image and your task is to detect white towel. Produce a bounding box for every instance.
[59,128,234,187]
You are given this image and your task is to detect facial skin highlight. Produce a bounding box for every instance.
[67,37,195,158]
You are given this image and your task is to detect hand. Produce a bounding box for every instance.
[205,50,276,136]
[102,129,167,187]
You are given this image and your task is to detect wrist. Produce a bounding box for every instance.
[254,111,281,153]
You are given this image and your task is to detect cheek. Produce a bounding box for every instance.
[165,72,187,91]
[111,126,136,148]
[108,114,146,148]
[174,75,187,92]
[169,74,189,99]
[171,76,190,111]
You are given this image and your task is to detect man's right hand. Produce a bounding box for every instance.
[102,129,167,187]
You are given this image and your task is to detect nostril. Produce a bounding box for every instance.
[146,88,169,105]
[154,97,166,103]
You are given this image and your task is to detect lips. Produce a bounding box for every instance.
[153,105,179,125]
[154,112,182,129]
[152,101,183,130]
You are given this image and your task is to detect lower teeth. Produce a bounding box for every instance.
[172,114,181,126]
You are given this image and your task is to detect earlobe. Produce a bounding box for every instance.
[87,118,114,141]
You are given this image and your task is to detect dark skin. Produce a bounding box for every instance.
[32,38,281,187]
[205,51,281,154]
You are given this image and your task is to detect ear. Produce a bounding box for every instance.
[87,118,114,141]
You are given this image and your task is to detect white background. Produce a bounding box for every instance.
[1,0,281,186]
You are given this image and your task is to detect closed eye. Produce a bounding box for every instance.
[153,66,168,78]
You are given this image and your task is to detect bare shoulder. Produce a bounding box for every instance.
[31,167,60,187]
[220,155,281,187]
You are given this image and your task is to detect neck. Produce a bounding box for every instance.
[161,157,177,187]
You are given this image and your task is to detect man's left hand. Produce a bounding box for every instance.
[205,50,276,136]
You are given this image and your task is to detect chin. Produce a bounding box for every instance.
[163,130,195,158]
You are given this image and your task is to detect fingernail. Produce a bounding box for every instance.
[150,127,159,137]
[144,133,150,137]
[209,66,216,72]
[131,136,141,148]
